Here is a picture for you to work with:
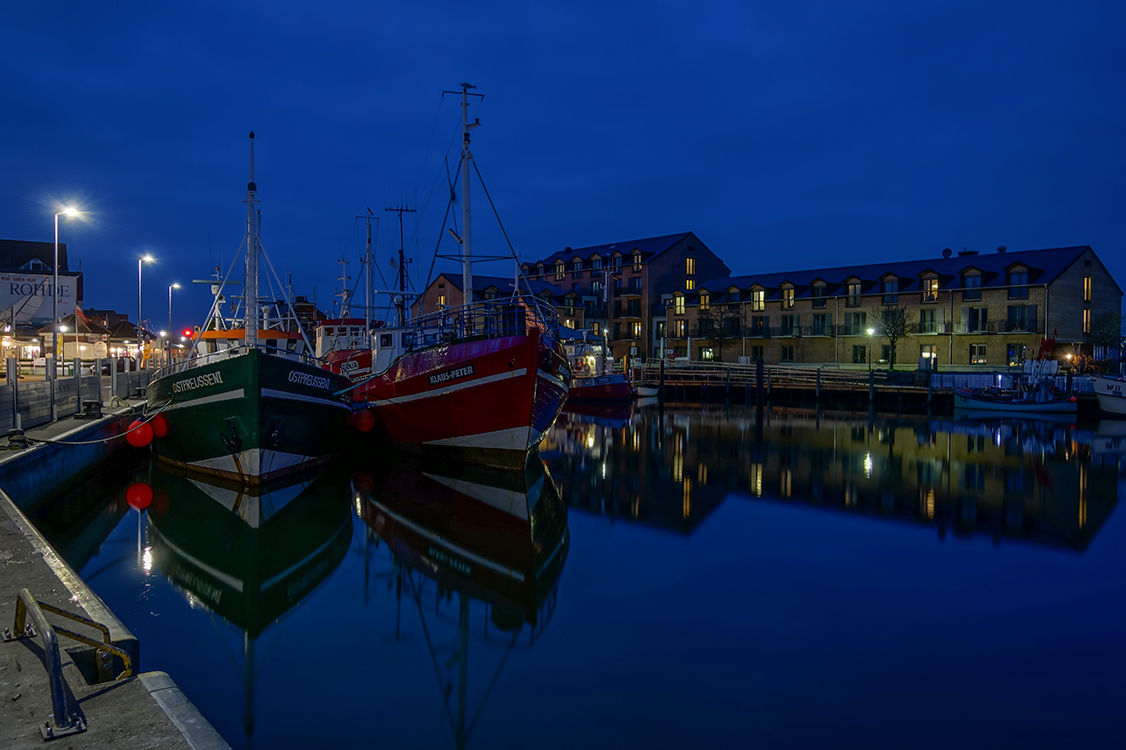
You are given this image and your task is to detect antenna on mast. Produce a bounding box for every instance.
[385,203,416,327]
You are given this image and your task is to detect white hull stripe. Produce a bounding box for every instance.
[168,389,245,411]
[423,474,530,520]
[371,368,528,406]
[191,448,316,477]
[423,425,532,453]
[373,501,526,583]
[261,387,351,410]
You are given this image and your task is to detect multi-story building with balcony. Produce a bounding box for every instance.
[522,232,730,361]
[670,245,1120,368]
[415,273,585,331]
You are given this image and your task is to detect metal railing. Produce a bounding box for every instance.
[3,588,134,739]
[407,295,561,352]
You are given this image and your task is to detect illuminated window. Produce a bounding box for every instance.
[846,282,861,307]
[752,289,765,311]
[674,319,686,337]
[633,253,642,272]
[437,294,446,308]
[1083,308,1091,333]
[783,287,795,308]
[591,322,600,335]
[685,279,695,290]
[922,278,939,302]
[1084,275,1092,302]
[686,257,695,275]
[699,292,710,310]
[700,347,713,361]
[674,295,684,315]
[555,262,564,281]
[970,343,987,364]
[632,321,641,338]
[564,319,574,328]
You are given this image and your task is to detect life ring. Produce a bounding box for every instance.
[574,358,585,372]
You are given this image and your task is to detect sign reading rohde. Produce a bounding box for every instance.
[0,273,78,325]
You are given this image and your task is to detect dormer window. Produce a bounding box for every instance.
[882,278,898,305]
[572,259,583,278]
[555,262,565,281]
[812,283,826,309]
[922,278,939,303]
[752,289,765,311]
[846,282,861,307]
[699,292,710,311]
[592,257,602,271]
[1008,269,1028,299]
[22,258,49,272]
[674,294,685,315]
[633,253,643,272]
[782,286,795,309]
[963,272,981,300]
[613,255,622,270]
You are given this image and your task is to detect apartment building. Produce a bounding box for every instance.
[522,232,730,361]
[670,245,1120,368]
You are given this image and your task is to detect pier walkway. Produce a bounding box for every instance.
[0,402,229,749]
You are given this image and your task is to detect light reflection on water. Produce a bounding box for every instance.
[27,405,1126,749]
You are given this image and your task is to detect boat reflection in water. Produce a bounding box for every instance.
[540,406,1118,551]
[354,453,569,749]
[145,465,353,746]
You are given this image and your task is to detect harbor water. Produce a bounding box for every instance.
[27,404,1126,749]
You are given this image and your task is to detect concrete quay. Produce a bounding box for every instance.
[0,405,229,749]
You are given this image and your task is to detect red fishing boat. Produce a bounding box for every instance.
[348,84,571,469]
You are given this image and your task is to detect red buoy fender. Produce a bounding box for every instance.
[126,482,153,510]
[126,419,154,448]
[151,413,169,438]
[353,410,376,433]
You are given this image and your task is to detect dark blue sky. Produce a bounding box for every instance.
[3,1,1124,330]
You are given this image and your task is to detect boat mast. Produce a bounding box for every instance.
[364,209,374,334]
[244,132,260,349]
[459,83,479,309]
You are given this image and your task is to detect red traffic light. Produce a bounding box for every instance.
[183,328,193,338]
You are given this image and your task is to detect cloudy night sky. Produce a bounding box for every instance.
[3,1,1124,330]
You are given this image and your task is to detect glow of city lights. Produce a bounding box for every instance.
[864,452,873,478]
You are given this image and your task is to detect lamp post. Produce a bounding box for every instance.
[159,331,167,368]
[168,283,180,366]
[138,255,154,367]
[50,207,79,421]
[866,327,876,372]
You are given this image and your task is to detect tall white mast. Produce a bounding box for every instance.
[244,132,259,348]
[459,83,479,308]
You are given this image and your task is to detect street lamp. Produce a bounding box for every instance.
[866,327,876,372]
[168,283,180,366]
[50,206,79,421]
[138,255,154,366]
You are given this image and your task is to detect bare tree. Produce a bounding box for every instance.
[873,305,918,369]
[695,304,743,361]
[1090,312,1123,364]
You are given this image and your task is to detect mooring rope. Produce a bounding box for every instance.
[21,398,174,447]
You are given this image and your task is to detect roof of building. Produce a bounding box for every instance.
[528,232,696,266]
[0,239,70,272]
[691,245,1116,300]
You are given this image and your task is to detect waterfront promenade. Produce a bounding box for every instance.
[0,402,229,749]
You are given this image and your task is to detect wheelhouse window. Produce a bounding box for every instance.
[752,289,765,311]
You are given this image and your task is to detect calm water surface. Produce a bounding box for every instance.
[32,405,1126,749]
